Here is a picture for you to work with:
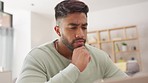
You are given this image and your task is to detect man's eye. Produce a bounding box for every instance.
[82,27,87,29]
[70,27,77,29]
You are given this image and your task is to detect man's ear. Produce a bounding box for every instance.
[54,26,61,36]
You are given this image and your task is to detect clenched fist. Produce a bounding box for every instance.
[72,46,91,72]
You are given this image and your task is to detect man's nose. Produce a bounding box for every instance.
[75,28,84,38]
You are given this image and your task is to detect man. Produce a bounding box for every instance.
[16,0,127,83]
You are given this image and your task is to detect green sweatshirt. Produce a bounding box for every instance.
[16,40,127,83]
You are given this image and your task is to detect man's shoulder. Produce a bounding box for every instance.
[27,42,54,58]
[86,44,106,54]
[85,44,110,58]
[31,42,52,52]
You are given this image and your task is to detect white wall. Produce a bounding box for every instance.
[88,2,148,72]
[31,12,53,48]
[50,17,59,41]
[13,10,31,79]
[4,11,54,80]
[3,9,54,80]
[4,8,32,79]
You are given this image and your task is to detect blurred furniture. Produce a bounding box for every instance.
[126,59,140,76]
[115,62,127,72]
[115,60,140,76]
[87,25,142,72]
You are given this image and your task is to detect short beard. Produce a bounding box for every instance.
[61,35,86,52]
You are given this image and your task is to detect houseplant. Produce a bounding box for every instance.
[121,42,127,51]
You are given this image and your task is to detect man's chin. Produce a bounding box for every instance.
[74,44,85,48]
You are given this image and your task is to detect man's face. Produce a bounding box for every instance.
[57,12,87,50]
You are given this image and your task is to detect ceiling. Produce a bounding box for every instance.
[1,0,148,18]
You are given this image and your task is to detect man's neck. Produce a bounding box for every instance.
[55,39,73,60]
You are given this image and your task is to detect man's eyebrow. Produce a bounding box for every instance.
[68,23,79,26]
[82,23,88,26]
[68,23,88,26]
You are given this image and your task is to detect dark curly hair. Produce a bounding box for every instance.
[54,0,89,20]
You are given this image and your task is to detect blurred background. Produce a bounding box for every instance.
[0,0,148,83]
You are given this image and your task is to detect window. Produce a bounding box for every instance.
[0,2,13,71]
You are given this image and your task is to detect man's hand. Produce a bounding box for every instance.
[72,46,91,72]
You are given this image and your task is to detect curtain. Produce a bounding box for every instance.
[0,27,13,71]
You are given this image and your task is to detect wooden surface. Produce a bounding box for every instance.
[0,71,12,83]
[104,74,148,83]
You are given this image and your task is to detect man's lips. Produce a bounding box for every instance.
[74,40,85,45]
[75,39,85,42]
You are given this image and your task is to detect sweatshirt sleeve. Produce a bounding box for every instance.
[16,54,80,83]
[48,63,80,83]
